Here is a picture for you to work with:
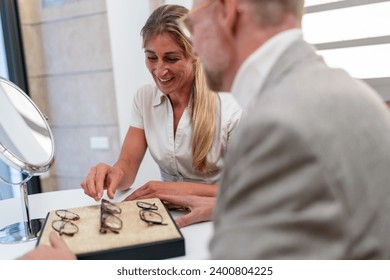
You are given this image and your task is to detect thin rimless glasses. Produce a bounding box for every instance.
[177,0,215,41]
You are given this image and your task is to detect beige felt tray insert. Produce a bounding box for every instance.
[38,198,182,255]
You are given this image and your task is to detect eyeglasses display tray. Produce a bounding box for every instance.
[36,198,185,260]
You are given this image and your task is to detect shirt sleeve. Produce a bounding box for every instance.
[129,87,145,129]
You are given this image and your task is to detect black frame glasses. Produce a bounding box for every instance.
[51,209,80,237]
[100,199,123,234]
[137,201,167,226]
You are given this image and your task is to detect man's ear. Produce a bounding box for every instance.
[216,0,241,37]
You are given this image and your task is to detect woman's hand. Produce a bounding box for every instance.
[81,163,125,201]
[158,194,216,228]
[125,181,217,201]
[18,232,76,260]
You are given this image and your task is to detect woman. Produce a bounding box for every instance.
[81,5,241,219]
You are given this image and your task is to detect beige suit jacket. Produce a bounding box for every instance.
[210,39,390,259]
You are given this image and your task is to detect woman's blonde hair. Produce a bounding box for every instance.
[141,4,218,173]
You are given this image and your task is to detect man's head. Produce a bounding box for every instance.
[187,0,304,92]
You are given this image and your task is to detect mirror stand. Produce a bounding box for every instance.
[0,177,44,243]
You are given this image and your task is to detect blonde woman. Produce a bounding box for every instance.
[81,5,241,224]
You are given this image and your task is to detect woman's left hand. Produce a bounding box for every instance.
[124,180,216,200]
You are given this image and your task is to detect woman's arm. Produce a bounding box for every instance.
[81,127,147,200]
[113,127,148,190]
[125,181,217,201]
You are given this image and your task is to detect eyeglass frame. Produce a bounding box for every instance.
[177,0,215,41]
[100,199,123,234]
[51,209,80,237]
[136,201,158,211]
[55,209,80,221]
[136,201,168,226]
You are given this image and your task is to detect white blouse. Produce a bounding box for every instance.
[130,84,242,184]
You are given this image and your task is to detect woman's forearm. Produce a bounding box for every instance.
[176,182,217,197]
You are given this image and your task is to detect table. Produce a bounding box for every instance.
[0,188,212,260]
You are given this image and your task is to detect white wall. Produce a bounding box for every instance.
[165,0,191,7]
[106,1,160,188]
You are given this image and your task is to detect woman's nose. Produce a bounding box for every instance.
[154,62,168,77]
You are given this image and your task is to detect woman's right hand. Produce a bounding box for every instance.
[80,163,125,201]
[158,194,216,228]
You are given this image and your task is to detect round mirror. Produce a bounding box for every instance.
[0,77,55,243]
[0,77,54,176]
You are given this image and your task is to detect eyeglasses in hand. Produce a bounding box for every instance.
[100,199,123,234]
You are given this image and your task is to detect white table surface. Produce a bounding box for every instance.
[0,188,212,260]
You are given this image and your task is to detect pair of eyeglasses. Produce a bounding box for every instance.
[51,210,80,237]
[137,201,167,226]
[100,199,123,234]
[177,0,215,41]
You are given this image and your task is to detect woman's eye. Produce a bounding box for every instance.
[166,57,179,63]
[147,56,157,61]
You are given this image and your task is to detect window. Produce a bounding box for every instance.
[0,0,41,200]
[0,12,14,200]
[0,14,8,78]
[302,0,390,99]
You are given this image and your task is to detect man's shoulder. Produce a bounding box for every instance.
[218,92,242,114]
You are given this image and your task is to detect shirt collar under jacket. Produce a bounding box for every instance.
[231,28,302,110]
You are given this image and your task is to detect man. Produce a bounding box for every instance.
[174,0,390,259]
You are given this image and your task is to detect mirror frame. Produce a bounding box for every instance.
[0,77,54,176]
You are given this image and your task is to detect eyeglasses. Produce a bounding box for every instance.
[177,0,215,41]
[51,210,80,237]
[137,201,167,226]
[100,199,123,234]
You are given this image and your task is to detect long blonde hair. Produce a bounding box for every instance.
[141,4,218,173]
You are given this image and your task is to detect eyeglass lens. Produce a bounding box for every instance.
[55,209,80,221]
[136,201,158,210]
[52,220,79,236]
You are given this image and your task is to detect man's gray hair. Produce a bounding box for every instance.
[245,0,305,26]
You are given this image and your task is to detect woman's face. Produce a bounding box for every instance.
[144,33,195,96]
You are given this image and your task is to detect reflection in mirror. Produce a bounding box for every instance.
[0,79,53,174]
[0,77,54,243]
